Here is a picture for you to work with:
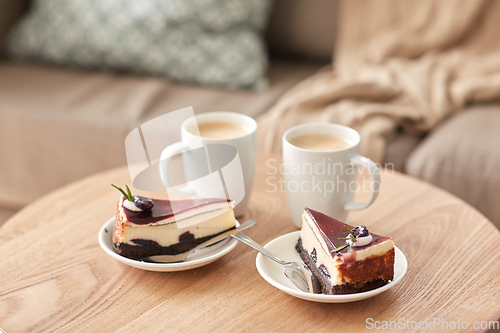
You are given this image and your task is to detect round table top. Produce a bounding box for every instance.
[1,154,500,332]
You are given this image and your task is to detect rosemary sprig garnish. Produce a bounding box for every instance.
[126,185,133,201]
[344,225,357,244]
[331,244,348,252]
[330,226,357,253]
[345,225,356,240]
[111,184,134,202]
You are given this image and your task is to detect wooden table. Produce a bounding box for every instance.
[1,154,500,332]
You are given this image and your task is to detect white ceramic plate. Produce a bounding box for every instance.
[255,231,407,303]
[98,217,239,272]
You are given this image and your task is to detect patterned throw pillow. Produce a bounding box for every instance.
[3,0,272,90]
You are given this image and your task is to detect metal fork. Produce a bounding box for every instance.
[141,219,256,263]
[229,231,320,293]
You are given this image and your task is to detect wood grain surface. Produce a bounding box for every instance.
[1,154,500,332]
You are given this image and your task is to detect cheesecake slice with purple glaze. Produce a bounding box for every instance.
[296,208,394,294]
[111,185,236,260]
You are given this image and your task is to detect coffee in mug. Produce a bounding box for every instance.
[160,112,257,217]
[189,121,250,139]
[282,123,381,228]
[288,134,354,151]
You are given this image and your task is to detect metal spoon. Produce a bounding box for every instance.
[141,219,256,263]
[230,231,320,293]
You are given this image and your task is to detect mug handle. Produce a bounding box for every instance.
[343,154,381,211]
[159,142,195,196]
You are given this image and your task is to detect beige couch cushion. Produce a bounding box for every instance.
[0,60,321,208]
[405,105,500,228]
[384,133,423,172]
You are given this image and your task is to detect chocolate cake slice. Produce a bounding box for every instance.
[296,208,394,294]
[113,194,236,260]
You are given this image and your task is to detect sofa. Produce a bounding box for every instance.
[1,0,499,229]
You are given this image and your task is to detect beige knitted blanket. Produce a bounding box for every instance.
[258,0,500,162]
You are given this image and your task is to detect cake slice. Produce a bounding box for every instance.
[112,186,236,260]
[296,208,394,294]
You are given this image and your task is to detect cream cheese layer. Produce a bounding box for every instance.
[119,209,236,247]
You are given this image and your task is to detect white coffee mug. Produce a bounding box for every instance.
[282,123,380,228]
[159,112,257,217]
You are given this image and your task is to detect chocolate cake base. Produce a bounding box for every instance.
[114,228,235,260]
[295,238,390,295]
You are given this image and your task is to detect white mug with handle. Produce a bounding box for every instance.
[282,123,381,228]
[159,112,257,217]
